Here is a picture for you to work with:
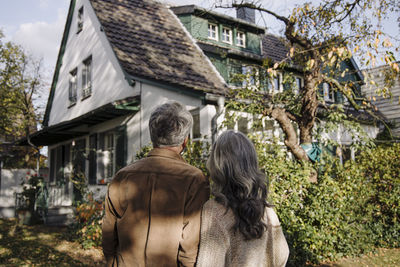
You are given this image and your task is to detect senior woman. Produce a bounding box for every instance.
[196,130,289,267]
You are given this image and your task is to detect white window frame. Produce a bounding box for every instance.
[104,132,115,179]
[222,27,232,44]
[77,6,84,33]
[190,108,201,140]
[268,73,282,93]
[68,68,77,105]
[294,76,304,94]
[207,23,218,41]
[236,31,246,47]
[323,82,335,102]
[82,56,92,99]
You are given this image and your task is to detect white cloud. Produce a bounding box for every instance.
[12,8,67,71]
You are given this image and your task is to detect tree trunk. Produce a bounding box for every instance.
[270,108,309,161]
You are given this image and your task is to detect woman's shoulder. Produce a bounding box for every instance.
[264,206,281,227]
[202,199,234,223]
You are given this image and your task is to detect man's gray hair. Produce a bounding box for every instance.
[149,101,193,147]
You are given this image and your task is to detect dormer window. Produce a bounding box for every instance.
[77,6,84,33]
[208,23,218,41]
[222,27,232,44]
[236,31,246,47]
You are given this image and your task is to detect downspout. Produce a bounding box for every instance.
[210,95,225,144]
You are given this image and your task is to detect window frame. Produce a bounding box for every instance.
[207,23,218,41]
[104,132,115,179]
[236,31,246,47]
[190,108,201,140]
[323,82,335,102]
[221,27,232,44]
[68,68,78,106]
[81,56,92,99]
[77,6,84,34]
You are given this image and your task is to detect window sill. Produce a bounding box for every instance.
[68,102,77,108]
[81,93,92,101]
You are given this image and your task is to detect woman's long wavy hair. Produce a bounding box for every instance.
[207,130,269,240]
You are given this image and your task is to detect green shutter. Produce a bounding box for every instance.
[88,134,97,185]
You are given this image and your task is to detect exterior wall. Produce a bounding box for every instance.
[48,0,139,126]
[363,66,400,136]
[321,123,379,145]
[0,169,47,218]
[125,82,204,163]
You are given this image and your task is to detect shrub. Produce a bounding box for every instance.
[70,192,103,249]
[258,140,400,265]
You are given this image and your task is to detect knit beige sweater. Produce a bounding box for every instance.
[196,199,289,267]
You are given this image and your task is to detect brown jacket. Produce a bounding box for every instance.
[102,148,210,267]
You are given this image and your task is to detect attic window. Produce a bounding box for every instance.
[208,23,218,41]
[77,6,84,33]
[82,56,92,99]
[222,27,232,44]
[236,31,246,47]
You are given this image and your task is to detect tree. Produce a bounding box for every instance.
[215,0,400,162]
[0,30,46,169]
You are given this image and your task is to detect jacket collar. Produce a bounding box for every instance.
[148,147,185,162]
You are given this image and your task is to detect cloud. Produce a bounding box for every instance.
[12,8,67,71]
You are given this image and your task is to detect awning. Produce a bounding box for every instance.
[18,97,140,146]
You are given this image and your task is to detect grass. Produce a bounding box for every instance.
[317,248,400,267]
[0,218,105,266]
[0,218,399,266]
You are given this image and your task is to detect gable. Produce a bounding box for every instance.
[44,0,139,127]
[89,0,227,95]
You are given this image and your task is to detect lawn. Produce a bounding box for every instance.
[0,219,105,266]
[0,218,399,267]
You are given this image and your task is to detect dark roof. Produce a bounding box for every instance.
[262,34,290,63]
[20,97,139,146]
[89,0,227,95]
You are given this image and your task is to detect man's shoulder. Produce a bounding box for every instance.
[116,156,205,180]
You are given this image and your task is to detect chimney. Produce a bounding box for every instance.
[236,5,255,24]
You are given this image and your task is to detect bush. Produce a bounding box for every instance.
[259,140,400,265]
[70,192,103,249]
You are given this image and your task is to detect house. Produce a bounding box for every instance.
[23,0,228,224]
[22,0,379,223]
[362,64,400,138]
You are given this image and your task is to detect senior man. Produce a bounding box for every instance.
[102,101,210,267]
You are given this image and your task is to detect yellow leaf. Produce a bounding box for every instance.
[273,62,279,69]
[289,47,295,57]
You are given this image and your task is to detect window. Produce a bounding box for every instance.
[82,56,92,99]
[208,23,218,40]
[190,109,201,139]
[222,27,232,44]
[238,117,249,134]
[268,74,281,93]
[241,65,256,86]
[236,31,246,47]
[98,127,127,183]
[295,77,303,93]
[104,133,115,178]
[68,69,77,105]
[77,6,83,33]
[323,82,335,102]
